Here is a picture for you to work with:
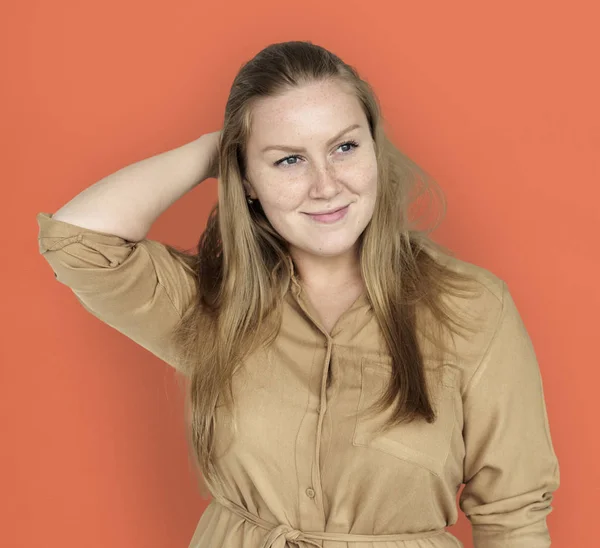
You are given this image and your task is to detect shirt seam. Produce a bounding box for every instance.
[137,241,184,321]
[39,233,84,251]
[460,279,507,400]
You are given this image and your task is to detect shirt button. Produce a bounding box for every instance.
[306,487,315,498]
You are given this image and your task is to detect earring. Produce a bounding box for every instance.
[246,196,254,205]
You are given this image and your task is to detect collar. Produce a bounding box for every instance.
[285,254,302,296]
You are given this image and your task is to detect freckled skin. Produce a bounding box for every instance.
[244,80,378,282]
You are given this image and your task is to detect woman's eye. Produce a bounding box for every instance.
[339,140,359,152]
[273,140,359,167]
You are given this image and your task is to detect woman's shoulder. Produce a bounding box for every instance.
[444,252,504,302]
[420,246,509,379]
[420,242,504,304]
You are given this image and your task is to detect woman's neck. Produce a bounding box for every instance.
[289,246,362,292]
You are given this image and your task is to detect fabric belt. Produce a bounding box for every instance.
[213,493,447,548]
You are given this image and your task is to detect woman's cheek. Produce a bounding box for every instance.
[264,184,306,212]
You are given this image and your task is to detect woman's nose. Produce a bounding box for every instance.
[308,164,341,199]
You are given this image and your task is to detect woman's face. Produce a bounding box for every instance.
[244,79,378,260]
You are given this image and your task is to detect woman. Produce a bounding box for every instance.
[37,41,559,547]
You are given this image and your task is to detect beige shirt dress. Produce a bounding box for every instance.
[36,212,560,548]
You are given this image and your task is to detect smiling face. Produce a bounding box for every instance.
[244,79,378,265]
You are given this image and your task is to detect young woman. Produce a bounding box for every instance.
[37,41,559,548]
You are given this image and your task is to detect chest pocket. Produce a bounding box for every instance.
[352,358,458,477]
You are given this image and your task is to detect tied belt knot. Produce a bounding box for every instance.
[264,524,322,548]
[212,493,447,548]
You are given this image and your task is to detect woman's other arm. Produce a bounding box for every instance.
[459,281,560,547]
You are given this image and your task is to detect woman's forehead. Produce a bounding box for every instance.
[246,89,365,151]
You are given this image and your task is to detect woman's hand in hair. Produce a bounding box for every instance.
[201,130,222,181]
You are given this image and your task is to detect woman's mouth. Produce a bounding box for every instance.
[304,204,349,224]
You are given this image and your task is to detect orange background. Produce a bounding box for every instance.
[2,1,597,546]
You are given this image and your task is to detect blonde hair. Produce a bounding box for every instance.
[165,41,483,499]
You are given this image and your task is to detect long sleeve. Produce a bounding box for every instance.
[36,212,197,373]
[459,281,560,547]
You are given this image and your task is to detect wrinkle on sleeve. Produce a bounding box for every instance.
[36,212,197,373]
[459,281,560,548]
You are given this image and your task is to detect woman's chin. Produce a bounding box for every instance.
[293,239,360,259]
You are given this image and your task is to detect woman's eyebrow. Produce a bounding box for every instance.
[260,123,361,154]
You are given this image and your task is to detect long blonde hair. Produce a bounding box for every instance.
[165,41,483,499]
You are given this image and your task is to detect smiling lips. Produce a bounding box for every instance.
[304,204,349,224]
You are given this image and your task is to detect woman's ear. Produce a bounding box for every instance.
[243,177,258,200]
